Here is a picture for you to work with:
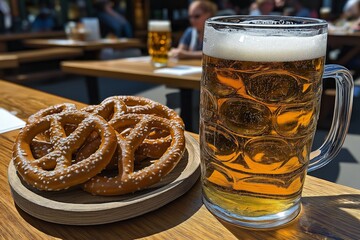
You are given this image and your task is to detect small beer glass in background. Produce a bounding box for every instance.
[200,16,354,229]
[147,20,172,68]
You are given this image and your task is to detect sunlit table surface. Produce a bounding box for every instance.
[0,80,360,239]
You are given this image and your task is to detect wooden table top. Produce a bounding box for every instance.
[1,80,360,239]
[328,31,360,47]
[327,31,360,67]
[0,55,18,69]
[24,38,145,51]
[0,31,66,52]
[0,48,83,64]
[0,31,66,42]
[62,57,202,90]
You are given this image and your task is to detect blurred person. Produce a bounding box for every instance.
[328,0,360,31]
[216,0,237,15]
[31,1,56,31]
[0,0,11,31]
[285,0,311,17]
[94,0,133,38]
[342,0,360,19]
[328,0,360,81]
[250,0,276,16]
[168,0,217,59]
[273,0,286,14]
[216,0,252,15]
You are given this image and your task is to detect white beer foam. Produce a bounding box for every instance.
[203,28,327,62]
[148,20,171,32]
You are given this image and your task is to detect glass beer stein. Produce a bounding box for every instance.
[199,16,354,229]
[147,20,172,68]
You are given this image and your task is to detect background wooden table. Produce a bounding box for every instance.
[0,55,18,69]
[62,57,201,131]
[24,38,145,59]
[327,31,360,67]
[0,31,66,52]
[1,80,360,239]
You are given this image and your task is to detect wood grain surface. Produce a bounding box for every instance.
[62,57,202,90]
[24,38,144,51]
[8,133,200,225]
[1,80,360,239]
[0,55,18,69]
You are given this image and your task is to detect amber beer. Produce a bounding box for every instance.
[147,20,171,67]
[200,16,329,228]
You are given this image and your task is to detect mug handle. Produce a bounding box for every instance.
[308,64,354,172]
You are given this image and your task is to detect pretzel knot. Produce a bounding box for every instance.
[83,95,184,128]
[27,103,77,124]
[13,110,117,191]
[80,95,184,162]
[83,114,186,196]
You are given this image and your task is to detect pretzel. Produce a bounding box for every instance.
[27,103,78,141]
[13,110,117,191]
[27,103,77,124]
[83,96,184,127]
[82,95,183,160]
[82,114,185,196]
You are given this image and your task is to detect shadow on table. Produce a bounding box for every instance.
[309,130,358,184]
[218,194,360,239]
[16,181,203,240]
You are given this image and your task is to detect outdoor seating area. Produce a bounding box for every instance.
[0,0,360,239]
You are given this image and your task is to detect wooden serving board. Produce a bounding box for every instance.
[8,133,200,225]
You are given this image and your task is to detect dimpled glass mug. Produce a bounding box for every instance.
[199,15,354,229]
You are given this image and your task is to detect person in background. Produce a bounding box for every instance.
[284,0,311,17]
[273,0,286,14]
[342,0,360,20]
[0,0,11,31]
[94,0,133,38]
[249,0,276,15]
[31,1,56,31]
[168,0,217,60]
[328,0,360,30]
[216,0,252,15]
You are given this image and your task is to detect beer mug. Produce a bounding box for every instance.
[147,20,172,67]
[200,16,354,229]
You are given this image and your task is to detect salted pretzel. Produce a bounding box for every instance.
[81,96,184,160]
[27,103,77,124]
[82,113,185,196]
[27,103,78,142]
[13,110,117,191]
[83,96,184,127]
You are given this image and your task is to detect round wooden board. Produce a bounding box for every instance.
[8,133,200,225]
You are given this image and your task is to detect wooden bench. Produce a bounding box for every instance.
[0,55,18,69]
[1,47,83,82]
[0,47,82,64]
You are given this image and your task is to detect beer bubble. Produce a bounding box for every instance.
[202,122,240,162]
[219,98,271,136]
[247,73,300,103]
[274,103,317,137]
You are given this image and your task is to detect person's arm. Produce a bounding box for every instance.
[169,47,202,59]
[168,28,202,59]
